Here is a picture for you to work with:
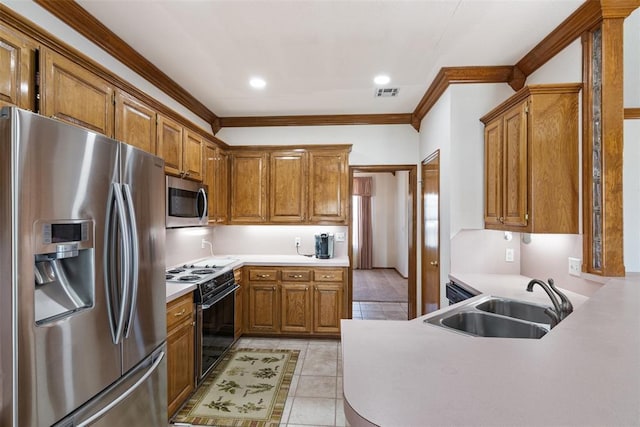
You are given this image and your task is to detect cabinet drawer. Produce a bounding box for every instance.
[248,268,278,281]
[281,269,311,282]
[167,293,194,331]
[313,269,344,282]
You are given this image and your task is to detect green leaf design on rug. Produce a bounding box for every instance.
[217,379,242,394]
[227,366,248,376]
[205,398,235,412]
[243,383,274,396]
[236,401,265,414]
[253,367,278,379]
[260,356,282,364]
[237,355,259,363]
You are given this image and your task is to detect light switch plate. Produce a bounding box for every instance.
[505,248,514,262]
[335,232,345,242]
[568,257,581,276]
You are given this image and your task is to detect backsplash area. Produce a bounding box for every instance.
[451,229,520,274]
[165,225,348,267]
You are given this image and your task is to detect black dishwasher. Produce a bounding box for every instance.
[446,280,478,305]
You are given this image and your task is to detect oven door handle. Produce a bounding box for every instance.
[201,284,239,309]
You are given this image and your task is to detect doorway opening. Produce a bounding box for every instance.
[348,165,417,321]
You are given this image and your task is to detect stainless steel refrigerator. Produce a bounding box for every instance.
[0,107,167,426]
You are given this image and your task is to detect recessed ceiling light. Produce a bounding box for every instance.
[374,75,390,85]
[249,77,266,89]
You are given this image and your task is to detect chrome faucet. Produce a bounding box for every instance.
[526,278,573,328]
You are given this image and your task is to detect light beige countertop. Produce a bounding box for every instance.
[342,273,640,426]
[166,254,349,302]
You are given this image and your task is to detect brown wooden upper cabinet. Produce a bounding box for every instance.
[41,48,115,137]
[115,90,157,154]
[308,149,349,224]
[0,22,36,110]
[480,84,581,233]
[204,141,229,224]
[230,151,268,223]
[157,115,203,182]
[270,150,307,223]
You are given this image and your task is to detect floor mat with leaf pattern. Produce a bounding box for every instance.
[173,348,299,427]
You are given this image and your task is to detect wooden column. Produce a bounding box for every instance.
[582,0,639,276]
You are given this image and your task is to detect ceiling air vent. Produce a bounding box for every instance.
[374,87,399,98]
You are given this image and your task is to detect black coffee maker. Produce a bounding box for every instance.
[314,233,334,259]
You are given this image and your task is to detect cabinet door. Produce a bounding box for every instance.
[502,103,528,227]
[41,48,114,137]
[230,152,268,223]
[167,318,195,417]
[247,283,279,333]
[234,269,243,339]
[281,283,312,333]
[115,90,156,154]
[157,114,183,176]
[204,143,217,223]
[313,283,343,334]
[308,150,348,223]
[0,23,36,110]
[484,118,503,226]
[215,150,229,223]
[182,129,203,181]
[270,151,307,223]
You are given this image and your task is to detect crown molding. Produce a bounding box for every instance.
[515,0,603,77]
[625,108,640,119]
[411,66,515,131]
[218,113,413,128]
[33,0,219,132]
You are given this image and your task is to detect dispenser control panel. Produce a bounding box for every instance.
[42,222,88,245]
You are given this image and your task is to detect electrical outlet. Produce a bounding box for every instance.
[201,238,206,249]
[568,257,581,276]
[505,248,514,262]
[295,237,301,247]
[335,232,345,242]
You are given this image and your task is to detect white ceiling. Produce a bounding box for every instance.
[76,0,585,118]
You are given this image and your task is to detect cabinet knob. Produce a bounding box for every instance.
[322,275,333,279]
[173,308,186,317]
[289,274,303,279]
[272,286,276,290]
[499,217,505,223]
[257,274,271,278]
[430,261,439,267]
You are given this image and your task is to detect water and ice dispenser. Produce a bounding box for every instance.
[33,220,95,325]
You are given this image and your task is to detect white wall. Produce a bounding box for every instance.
[166,227,216,268]
[624,120,640,272]
[395,171,409,277]
[451,230,520,275]
[624,9,640,107]
[4,1,212,132]
[526,39,582,84]
[217,124,419,165]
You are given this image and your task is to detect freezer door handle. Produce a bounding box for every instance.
[75,350,165,427]
[122,183,139,339]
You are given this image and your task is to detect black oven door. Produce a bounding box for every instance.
[197,285,238,383]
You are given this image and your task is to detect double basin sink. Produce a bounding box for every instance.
[424,296,552,339]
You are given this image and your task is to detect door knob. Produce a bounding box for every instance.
[430,261,439,267]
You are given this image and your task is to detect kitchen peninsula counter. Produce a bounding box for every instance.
[166,254,349,302]
[341,274,640,426]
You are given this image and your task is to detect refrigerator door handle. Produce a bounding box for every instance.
[197,187,208,221]
[112,183,131,345]
[76,351,165,427]
[104,184,118,343]
[122,183,139,339]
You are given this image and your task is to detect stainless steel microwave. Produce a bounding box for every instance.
[166,176,208,228]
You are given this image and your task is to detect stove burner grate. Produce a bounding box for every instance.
[191,269,216,274]
[179,275,201,282]
[168,268,185,274]
[166,274,174,280]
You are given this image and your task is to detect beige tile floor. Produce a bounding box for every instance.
[352,301,409,320]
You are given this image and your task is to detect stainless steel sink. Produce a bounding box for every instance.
[474,297,552,325]
[440,311,548,339]
[424,295,551,339]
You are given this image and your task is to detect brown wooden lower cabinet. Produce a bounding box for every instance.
[233,268,243,339]
[166,293,195,418]
[245,266,346,337]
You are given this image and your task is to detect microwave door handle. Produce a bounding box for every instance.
[197,187,208,221]
[112,183,131,345]
[122,184,139,339]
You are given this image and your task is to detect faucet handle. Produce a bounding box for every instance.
[543,307,560,328]
[547,278,573,318]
